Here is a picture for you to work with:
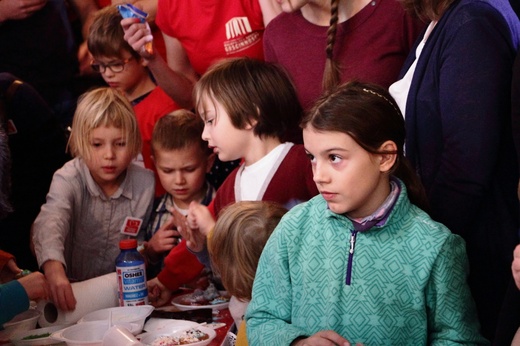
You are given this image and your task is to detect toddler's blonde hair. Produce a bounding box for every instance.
[208,201,287,301]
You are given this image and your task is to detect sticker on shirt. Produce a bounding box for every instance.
[120,217,143,236]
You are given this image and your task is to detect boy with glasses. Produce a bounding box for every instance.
[88,5,180,196]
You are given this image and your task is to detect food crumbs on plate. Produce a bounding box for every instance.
[178,283,230,306]
[150,328,209,345]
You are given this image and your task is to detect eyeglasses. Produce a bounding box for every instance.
[90,57,133,73]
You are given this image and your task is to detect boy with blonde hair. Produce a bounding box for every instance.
[32,87,154,312]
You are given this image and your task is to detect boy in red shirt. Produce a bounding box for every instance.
[88,5,180,196]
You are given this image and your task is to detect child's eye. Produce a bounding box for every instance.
[116,141,126,147]
[329,154,341,163]
[205,118,214,125]
[91,142,102,148]
[306,153,316,163]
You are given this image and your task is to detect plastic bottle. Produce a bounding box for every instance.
[116,239,149,306]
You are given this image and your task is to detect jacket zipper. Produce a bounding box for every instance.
[346,230,358,285]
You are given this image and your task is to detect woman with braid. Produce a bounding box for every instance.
[264,0,424,110]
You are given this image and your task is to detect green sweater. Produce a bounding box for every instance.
[246,183,488,345]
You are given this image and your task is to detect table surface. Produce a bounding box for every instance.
[208,308,234,346]
[1,307,234,346]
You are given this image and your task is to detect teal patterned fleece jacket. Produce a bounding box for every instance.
[246,182,488,345]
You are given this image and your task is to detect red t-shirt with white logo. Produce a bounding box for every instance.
[156,0,265,76]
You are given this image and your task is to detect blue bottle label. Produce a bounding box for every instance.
[116,264,148,306]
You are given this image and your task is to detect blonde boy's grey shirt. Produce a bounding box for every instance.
[33,158,155,281]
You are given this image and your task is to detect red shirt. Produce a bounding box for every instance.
[133,86,180,196]
[156,0,265,76]
[264,0,424,109]
[210,144,319,217]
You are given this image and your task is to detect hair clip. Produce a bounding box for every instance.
[362,88,401,116]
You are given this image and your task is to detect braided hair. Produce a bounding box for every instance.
[322,0,341,92]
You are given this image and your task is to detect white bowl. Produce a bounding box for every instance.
[138,325,216,346]
[51,321,140,346]
[11,324,70,345]
[1,309,40,340]
[103,325,143,346]
[77,305,154,334]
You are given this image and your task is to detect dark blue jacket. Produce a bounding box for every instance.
[399,0,520,339]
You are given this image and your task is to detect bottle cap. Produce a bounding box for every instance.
[119,239,138,250]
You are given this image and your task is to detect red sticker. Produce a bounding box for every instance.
[120,217,143,236]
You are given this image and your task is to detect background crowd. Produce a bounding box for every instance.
[0,0,520,344]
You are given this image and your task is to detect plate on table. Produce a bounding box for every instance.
[143,318,201,333]
[138,324,216,346]
[171,292,230,311]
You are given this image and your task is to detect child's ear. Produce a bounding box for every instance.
[206,153,216,173]
[151,154,156,166]
[244,106,260,130]
[244,119,258,130]
[378,140,398,173]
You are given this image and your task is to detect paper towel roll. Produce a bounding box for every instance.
[37,272,119,327]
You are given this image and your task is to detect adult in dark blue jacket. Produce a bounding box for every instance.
[389,0,520,341]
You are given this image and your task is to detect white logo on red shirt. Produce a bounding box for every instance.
[224,17,261,55]
[225,17,252,39]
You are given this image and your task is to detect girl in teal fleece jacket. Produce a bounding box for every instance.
[246,81,487,345]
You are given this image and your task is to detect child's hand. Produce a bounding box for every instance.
[147,277,172,307]
[291,331,358,346]
[42,260,76,311]
[120,17,154,59]
[172,208,204,253]
[0,258,22,283]
[18,272,49,302]
[173,204,214,253]
[187,202,215,236]
[146,216,180,261]
[513,244,520,289]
